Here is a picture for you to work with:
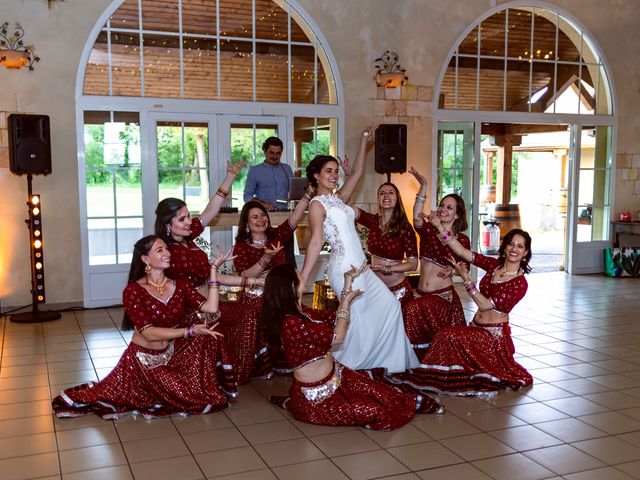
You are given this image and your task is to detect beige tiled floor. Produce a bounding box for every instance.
[1,272,640,479]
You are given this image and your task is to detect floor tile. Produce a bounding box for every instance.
[172,411,233,434]
[412,413,480,439]
[472,452,554,480]
[182,426,249,453]
[0,452,60,480]
[578,411,640,434]
[113,416,178,441]
[534,418,608,443]
[439,432,514,461]
[237,419,304,445]
[59,443,127,474]
[459,408,527,431]
[56,424,118,451]
[543,396,610,416]
[0,432,57,459]
[362,423,432,448]
[122,434,190,463]
[488,424,564,451]
[562,467,636,479]
[502,402,568,423]
[210,469,277,479]
[253,437,326,467]
[130,455,205,480]
[62,465,134,480]
[195,446,267,477]
[332,449,410,480]
[522,444,606,476]
[387,441,464,470]
[415,462,492,480]
[224,404,284,426]
[272,458,349,480]
[0,414,54,438]
[572,436,640,465]
[310,429,380,457]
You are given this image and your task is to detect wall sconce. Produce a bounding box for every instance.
[375,50,408,88]
[0,22,40,70]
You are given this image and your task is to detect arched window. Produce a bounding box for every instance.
[440,6,612,115]
[434,4,615,275]
[83,0,337,104]
[77,0,343,306]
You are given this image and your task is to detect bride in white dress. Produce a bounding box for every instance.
[299,125,419,373]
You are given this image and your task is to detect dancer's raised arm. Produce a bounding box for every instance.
[336,124,377,203]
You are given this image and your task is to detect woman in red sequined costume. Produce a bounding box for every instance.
[155,161,258,292]
[354,182,418,306]
[393,227,533,395]
[402,167,470,357]
[226,195,311,383]
[265,264,443,430]
[52,235,238,419]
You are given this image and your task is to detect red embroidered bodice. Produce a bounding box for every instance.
[281,313,334,369]
[122,278,205,332]
[415,222,470,269]
[356,210,417,261]
[166,217,210,288]
[233,221,295,274]
[473,253,528,314]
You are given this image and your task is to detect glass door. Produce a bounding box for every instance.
[566,125,613,274]
[218,115,288,210]
[436,121,477,245]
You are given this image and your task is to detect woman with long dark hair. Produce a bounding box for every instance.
[154,161,254,291]
[401,167,471,357]
[354,182,418,305]
[264,264,443,430]
[392,228,533,395]
[223,189,311,383]
[299,124,418,373]
[52,235,237,418]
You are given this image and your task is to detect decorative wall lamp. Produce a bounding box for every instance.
[0,22,40,70]
[375,50,408,88]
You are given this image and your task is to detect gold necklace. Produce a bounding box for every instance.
[147,276,168,295]
[499,268,519,279]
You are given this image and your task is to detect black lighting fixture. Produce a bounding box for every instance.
[10,174,61,323]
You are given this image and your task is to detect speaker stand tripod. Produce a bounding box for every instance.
[10,174,61,323]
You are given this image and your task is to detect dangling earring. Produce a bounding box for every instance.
[145,263,151,273]
[245,226,250,234]
[165,224,171,237]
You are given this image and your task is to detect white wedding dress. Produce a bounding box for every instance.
[311,194,419,373]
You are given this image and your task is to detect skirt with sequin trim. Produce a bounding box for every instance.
[218,291,272,384]
[402,284,466,357]
[392,322,533,395]
[52,334,238,419]
[388,277,415,306]
[270,361,443,430]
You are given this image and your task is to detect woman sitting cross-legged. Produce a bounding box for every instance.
[52,235,238,419]
[391,226,533,395]
[265,263,443,430]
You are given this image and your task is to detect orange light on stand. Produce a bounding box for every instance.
[31,195,40,205]
[34,239,42,248]
[35,262,43,270]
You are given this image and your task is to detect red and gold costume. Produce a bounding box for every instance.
[356,210,417,305]
[393,253,532,395]
[402,222,470,355]
[166,217,210,288]
[270,313,443,430]
[52,280,237,419]
[222,221,296,383]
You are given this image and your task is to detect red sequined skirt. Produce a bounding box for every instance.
[388,277,415,306]
[402,284,466,357]
[52,335,238,419]
[219,291,272,384]
[270,361,443,430]
[393,321,533,395]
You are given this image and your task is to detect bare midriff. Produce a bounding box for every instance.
[293,352,334,383]
[371,254,406,287]
[418,258,453,292]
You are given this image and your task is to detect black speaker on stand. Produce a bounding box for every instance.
[8,114,61,323]
[375,124,407,183]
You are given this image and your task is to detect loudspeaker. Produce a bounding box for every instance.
[375,124,407,174]
[8,114,52,175]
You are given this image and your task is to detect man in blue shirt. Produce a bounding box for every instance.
[243,137,293,211]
